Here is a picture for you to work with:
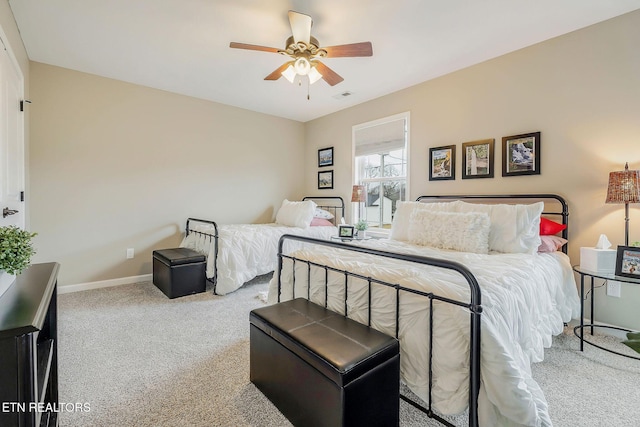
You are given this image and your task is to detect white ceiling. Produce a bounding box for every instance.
[9,0,640,122]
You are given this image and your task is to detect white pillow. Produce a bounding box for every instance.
[390,201,462,241]
[455,201,543,254]
[275,199,317,228]
[407,210,491,254]
[314,208,334,220]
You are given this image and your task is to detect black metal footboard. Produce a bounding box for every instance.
[276,234,482,427]
[185,218,219,292]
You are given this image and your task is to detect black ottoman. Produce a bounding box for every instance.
[250,298,400,427]
[152,248,206,299]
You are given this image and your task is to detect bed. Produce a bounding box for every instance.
[267,194,580,427]
[180,196,344,295]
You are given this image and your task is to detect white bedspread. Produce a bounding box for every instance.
[180,223,336,295]
[267,239,580,427]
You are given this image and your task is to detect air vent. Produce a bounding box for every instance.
[332,91,354,100]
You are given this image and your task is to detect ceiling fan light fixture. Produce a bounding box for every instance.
[281,64,297,83]
[294,57,311,75]
[308,66,322,84]
[230,11,372,89]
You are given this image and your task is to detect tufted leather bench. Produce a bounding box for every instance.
[152,248,206,298]
[250,298,400,427]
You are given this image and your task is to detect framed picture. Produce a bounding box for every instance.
[318,147,334,167]
[338,225,355,239]
[318,170,334,189]
[462,139,495,179]
[502,132,540,177]
[615,246,640,278]
[429,145,456,181]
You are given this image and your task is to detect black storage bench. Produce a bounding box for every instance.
[152,248,206,299]
[250,298,400,427]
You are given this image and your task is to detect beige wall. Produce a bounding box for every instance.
[305,11,640,329]
[29,63,305,285]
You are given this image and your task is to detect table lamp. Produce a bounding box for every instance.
[605,162,640,245]
[351,185,365,223]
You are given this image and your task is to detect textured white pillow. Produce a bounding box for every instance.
[456,201,543,254]
[407,210,491,254]
[275,199,316,228]
[390,201,462,241]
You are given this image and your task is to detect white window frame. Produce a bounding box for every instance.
[352,112,410,235]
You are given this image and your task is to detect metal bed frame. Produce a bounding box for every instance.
[184,196,345,294]
[274,194,569,427]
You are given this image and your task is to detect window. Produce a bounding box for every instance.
[352,112,409,233]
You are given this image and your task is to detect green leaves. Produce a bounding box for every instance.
[355,219,368,231]
[623,332,640,354]
[0,226,37,275]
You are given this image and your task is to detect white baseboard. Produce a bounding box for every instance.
[58,274,152,294]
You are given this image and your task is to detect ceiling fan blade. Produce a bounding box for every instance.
[288,10,312,45]
[323,42,373,58]
[229,42,280,53]
[264,62,292,81]
[315,61,344,86]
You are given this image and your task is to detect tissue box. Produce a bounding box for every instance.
[580,247,617,273]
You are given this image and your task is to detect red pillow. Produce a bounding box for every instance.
[540,217,567,235]
[310,218,333,227]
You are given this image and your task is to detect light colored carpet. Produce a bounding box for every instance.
[57,277,640,426]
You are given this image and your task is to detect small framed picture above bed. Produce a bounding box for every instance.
[615,246,640,278]
[502,132,540,177]
[462,139,494,179]
[429,145,455,181]
[318,147,334,167]
[318,170,334,189]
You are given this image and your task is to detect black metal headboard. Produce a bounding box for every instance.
[302,196,345,225]
[415,194,569,253]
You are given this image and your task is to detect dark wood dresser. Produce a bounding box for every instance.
[0,263,60,427]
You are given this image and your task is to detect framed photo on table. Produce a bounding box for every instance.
[615,246,640,278]
[502,132,540,177]
[338,225,355,239]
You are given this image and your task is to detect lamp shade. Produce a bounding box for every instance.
[606,163,640,204]
[351,185,365,203]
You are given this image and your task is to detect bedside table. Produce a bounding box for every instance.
[572,265,640,360]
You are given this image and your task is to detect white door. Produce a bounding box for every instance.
[0,35,25,229]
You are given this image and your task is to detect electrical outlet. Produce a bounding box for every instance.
[126,248,134,259]
[607,280,621,298]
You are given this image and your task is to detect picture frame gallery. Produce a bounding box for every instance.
[428,131,540,181]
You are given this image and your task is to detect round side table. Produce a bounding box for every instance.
[572,265,640,360]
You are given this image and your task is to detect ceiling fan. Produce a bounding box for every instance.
[230,10,373,87]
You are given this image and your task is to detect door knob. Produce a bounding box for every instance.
[2,207,18,218]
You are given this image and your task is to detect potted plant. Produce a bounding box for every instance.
[0,226,37,297]
[355,219,369,238]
